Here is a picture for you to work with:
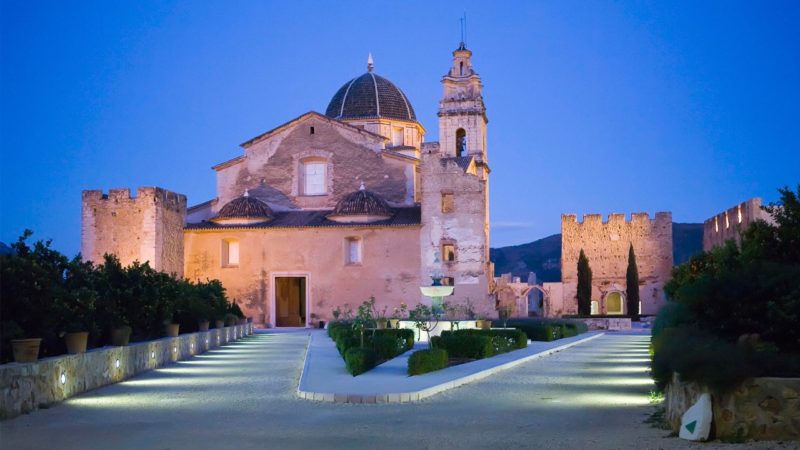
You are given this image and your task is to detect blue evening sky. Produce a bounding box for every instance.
[1,1,798,255]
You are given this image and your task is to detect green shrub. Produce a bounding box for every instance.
[345,347,377,376]
[371,334,401,360]
[443,329,527,351]
[336,336,359,357]
[408,348,448,375]
[374,328,414,352]
[434,334,494,359]
[494,318,586,342]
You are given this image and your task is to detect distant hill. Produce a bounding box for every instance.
[490,223,704,282]
[0,242,13,256]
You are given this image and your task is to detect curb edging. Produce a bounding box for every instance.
[296,332,604,404]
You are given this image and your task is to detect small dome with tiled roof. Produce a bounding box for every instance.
[327,183,394,223]
[211,191,274,225]
[326,55,416,123]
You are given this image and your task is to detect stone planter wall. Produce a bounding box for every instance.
[582,318,632,331]
[665,373,800,441]
[0,323,253,420]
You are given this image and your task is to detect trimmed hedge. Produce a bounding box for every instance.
[432,334,494,359]
[327,321,415,376]
[442,329,528,351]
[496,318,587,342]
[345,347,376,376]
[408,348,448,375]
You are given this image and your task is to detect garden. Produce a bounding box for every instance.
[0,231,245,363]
[651,185,800,394]
[327,297,589,376]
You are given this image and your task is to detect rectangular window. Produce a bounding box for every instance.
[441,193,454,213]
[442,277,454,286]
[442,244,455,262]
[392,127,404,146]
[304,161,326,195]
[222,239,240,267]
[346,238,362,265]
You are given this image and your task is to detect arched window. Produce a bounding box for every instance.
[455,128,466,157]
[459,61,464,76]
[301,158,327,195]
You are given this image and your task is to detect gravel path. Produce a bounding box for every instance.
[0,331,794,450]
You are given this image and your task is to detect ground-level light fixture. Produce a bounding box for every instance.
[172,346,177,353]
[60,372,66,385]
[115,359,120,369]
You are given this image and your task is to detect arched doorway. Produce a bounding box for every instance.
[605,292,624,315]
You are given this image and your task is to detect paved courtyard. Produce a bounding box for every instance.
[0,331,790,449]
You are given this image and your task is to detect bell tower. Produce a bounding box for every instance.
[438,42,488,163]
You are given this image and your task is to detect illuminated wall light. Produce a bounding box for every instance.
[737,205,743,224]
[725,212,730,229]
[714,216,719,232]
[205,339,209,344]
[115,359,120,369]
[173,346,177,353]
[60,372,66,385]
[151,351,155,359]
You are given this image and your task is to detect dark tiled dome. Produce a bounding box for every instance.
[212,193,273,223]
[326,72,416,122]
[329,188,393,221]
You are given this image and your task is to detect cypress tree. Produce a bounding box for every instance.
[576,249,592,316]
[626,243,640,319]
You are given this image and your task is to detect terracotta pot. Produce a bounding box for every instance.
[388,319,400,329]
[165,323,180,337]
[215,320,224,329]
[111,326,132,346]
[476,320,491,330]
[11,338,41,363]
[198,321,210,332]
[376,319,388,330]
[64,331,89,354]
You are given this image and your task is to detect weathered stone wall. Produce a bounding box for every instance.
[419,143,493,317]
[184,226,421,327]
[581,318,632,331]
[81,187,186,276]
[214,114,415,213]
[703,197,775,251]
[0,324,252,420]
[560,212,673,316]
[665,374,800,441]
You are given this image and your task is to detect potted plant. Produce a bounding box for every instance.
[62,330,89,354]
[373,302,389,330]
[224,313,238,327]
[164,318,180,337]
[110,323,132,346]
[11,338,42,363]
[4,320,42,363]
[409,303,439,347]
[389,303,407,329]
[475,315,490,330]
[198,320,210,332]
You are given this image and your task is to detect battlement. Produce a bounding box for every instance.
[562,211,672,226]
[702,198,773,251]
[82,187,186,213]
[81,186,187,276]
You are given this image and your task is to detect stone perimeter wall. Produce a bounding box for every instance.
[0,324,252,420]
[665,374,800,441]
[702,197,775,252]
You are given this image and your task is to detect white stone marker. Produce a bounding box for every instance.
[679,393,712,441]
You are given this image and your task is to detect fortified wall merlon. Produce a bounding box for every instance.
[558,211,673,316]
[702,197,774,252]
[81,186,187,277]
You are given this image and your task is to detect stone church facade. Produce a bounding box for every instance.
[81,44,494,327]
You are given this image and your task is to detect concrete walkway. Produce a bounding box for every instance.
[0,331,788,450]
[298,330,604,402]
